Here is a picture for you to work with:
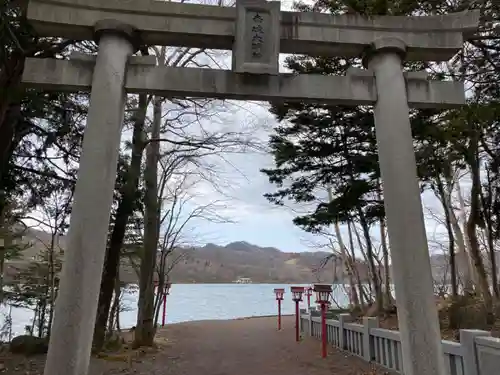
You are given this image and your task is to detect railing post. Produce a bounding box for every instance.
[460,329,491,375]
[339,313,352,350]
[475,335,500,375]
[299,308,306,338]
[363,317,379,361]
[309,308,314,337]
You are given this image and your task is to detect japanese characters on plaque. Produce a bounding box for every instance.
[233,0,280,75]
[250,12,264,58]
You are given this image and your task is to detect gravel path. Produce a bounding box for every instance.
[134,315,388,375]
[1,316,389,375]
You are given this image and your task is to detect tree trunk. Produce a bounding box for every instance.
[47,233,57,337]
[37,293,46,337]
[353,222,375,303]
[31,303,38,336]
[134,97,161,347]
[108,276,121,334]
[379,217,394,308]
[333,220,359,308]
[327,187,359,308]
[466,145,493,313]
[347,220,366,309]
[377,180,393,309]
[467,208,493,310]
[153,288,163,327]
[435,177,458,298]
[479,172,499,298]
[332,254,339,283]
[452,181,476,293]
[153,255,168,327]
[357,207,383,312]
[93,94,147,350]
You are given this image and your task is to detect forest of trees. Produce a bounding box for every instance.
[0,0,499,355]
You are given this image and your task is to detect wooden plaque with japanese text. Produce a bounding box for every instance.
[233,0,280,75]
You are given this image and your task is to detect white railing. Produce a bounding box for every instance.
[300,309,500,375]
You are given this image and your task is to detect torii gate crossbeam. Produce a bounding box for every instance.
[27,0,478,61]
[23,54,465,108]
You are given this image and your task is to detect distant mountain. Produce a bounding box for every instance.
[4,229,369,283]
[5,228,481,284]
[166,241,349,283]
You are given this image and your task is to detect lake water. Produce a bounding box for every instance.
[1,283,351,337]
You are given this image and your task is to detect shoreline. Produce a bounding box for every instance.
[123,314,296,330]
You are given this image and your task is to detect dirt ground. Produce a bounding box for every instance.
[0,316,389,375]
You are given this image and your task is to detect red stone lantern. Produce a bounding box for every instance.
[274,288,284,301]
[314,284,332,358]
[291,286,304,342]
[291,286,304,302]
[274,288,285,330]
[314,284,332,305]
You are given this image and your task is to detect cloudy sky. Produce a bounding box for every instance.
[173,99,449,254]
[160,97,321,252]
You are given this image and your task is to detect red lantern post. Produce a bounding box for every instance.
[273,288,285,330]
[291,286,304,342]
[314,284,332,358]
[162,282,171,327]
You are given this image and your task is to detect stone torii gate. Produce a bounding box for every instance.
[21,1,478,375]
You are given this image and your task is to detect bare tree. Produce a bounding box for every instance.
[18,187,71,337]
[153,160,232,326]
[134,120,236,345]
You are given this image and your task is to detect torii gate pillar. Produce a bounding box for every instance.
[42,20,138,375]
[366,37,446,375]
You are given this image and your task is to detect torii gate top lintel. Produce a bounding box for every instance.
[27,0,479,61]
